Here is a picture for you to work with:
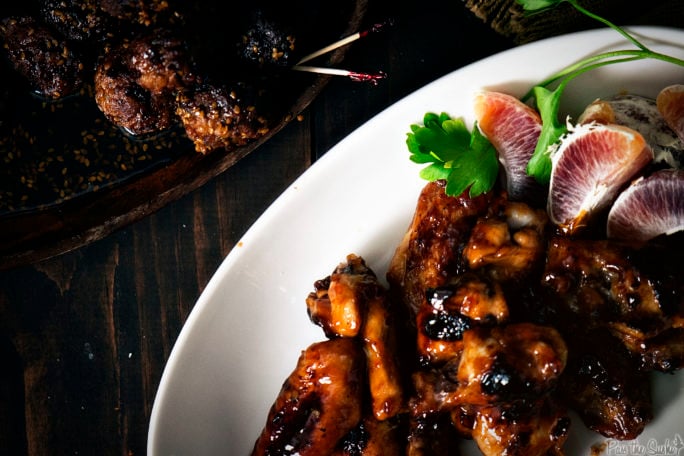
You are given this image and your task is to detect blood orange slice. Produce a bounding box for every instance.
[579,93,683,168]
[656,84,684,142]
[473,91,544,203]
[607,169,684,241]
[547,123,653,234]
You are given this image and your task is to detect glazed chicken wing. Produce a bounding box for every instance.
[307,254,405,421]
[539,235,684,438]
[389,183,568,455]
[407,322,570,456]
[543,235,684,372]
[251,338,365,456]
[452,323,570,456]
[557,329,653,440]
[253,255,408,455]
[254,180,683,455]
[387,180,492,317]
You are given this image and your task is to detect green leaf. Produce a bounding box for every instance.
[419,162,451,181]
[411,115,471,163]
[516,0,565,13]
[406,114,499,197]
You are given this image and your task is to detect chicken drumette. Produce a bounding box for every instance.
[253,255,406,455]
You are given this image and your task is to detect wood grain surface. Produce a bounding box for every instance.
[0,0,678,454]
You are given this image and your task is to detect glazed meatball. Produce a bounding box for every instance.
[0,16,85,99]
[94,31,193,136]
[175,82,269,153]
[94,65,175,136]
[125,32,194,93]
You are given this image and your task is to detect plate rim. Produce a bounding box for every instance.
[147,25,684,456]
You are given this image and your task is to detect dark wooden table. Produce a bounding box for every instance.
[0,1,677,454]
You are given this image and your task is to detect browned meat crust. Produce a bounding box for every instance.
[175,83,270,153]
[39,0,112,42]
[93,31,193,136]
[237,13,296,69]
[39,0,183,42]
[1,1,283,154]
[0,16,85,99]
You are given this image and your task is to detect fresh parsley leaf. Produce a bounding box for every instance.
[407,113,499,197]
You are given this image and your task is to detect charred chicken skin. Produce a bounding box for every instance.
[251,337,365,456]
[253,181,683,454]
[387,180,492,318]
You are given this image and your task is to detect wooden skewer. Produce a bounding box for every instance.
[295,20,393,65]
[292,65,387,84]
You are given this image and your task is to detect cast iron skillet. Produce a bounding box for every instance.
[0,0,368,270]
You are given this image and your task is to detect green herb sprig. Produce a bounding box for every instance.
[519,0,684,184]
[406,112,499,197]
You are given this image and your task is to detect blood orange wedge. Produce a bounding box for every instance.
[656,84,684,142]
[579,94,683,168]
[547,123,653,234]
[607,169,684,241]
[473,91,543,202]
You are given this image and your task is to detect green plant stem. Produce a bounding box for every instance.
[567,0,649,51]
[522,49,684,102]
[557,56,647,94]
